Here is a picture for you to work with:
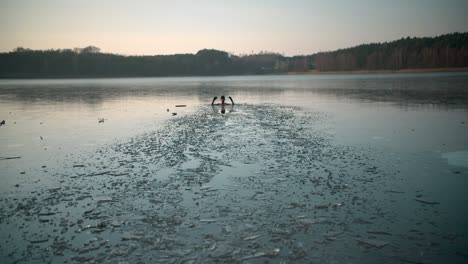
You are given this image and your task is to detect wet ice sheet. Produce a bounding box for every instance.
[1,104,466,263]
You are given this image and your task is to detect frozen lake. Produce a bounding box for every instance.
[1,73,468,263]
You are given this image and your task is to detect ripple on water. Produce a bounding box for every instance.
[443,150,468,168]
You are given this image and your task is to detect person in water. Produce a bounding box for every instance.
[211,95,234,106]
[211,96,234,114]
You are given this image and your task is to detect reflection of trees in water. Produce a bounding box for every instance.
[192,76,468,108]
[308,77,468,108]
[0,84,170,106]
[1,75,467,108]
[3,86,107,106]
[195,84,287,103]
[313,87,468,105]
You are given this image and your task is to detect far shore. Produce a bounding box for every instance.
[286,67,468,75]
[2,67,468,80]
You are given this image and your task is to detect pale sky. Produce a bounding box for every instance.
[1,0,467,56]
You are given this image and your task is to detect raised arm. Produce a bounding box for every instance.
[211,96,217,105]
[229,96,235,105]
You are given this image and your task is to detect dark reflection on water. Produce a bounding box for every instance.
[1,73,468,108]
[306,76,468,107]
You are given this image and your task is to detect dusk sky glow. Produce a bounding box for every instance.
[1,0,468,56]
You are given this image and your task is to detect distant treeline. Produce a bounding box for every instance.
[0,32,467,78]
[314,32,468,71]
[0,47,291,78]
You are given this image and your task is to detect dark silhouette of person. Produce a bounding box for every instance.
[211,95,234,105]
[211,96,234,114]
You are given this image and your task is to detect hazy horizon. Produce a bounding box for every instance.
[1,0,468,56]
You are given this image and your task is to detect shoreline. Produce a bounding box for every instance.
[2,67,468,80]
[286,67,468,75]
